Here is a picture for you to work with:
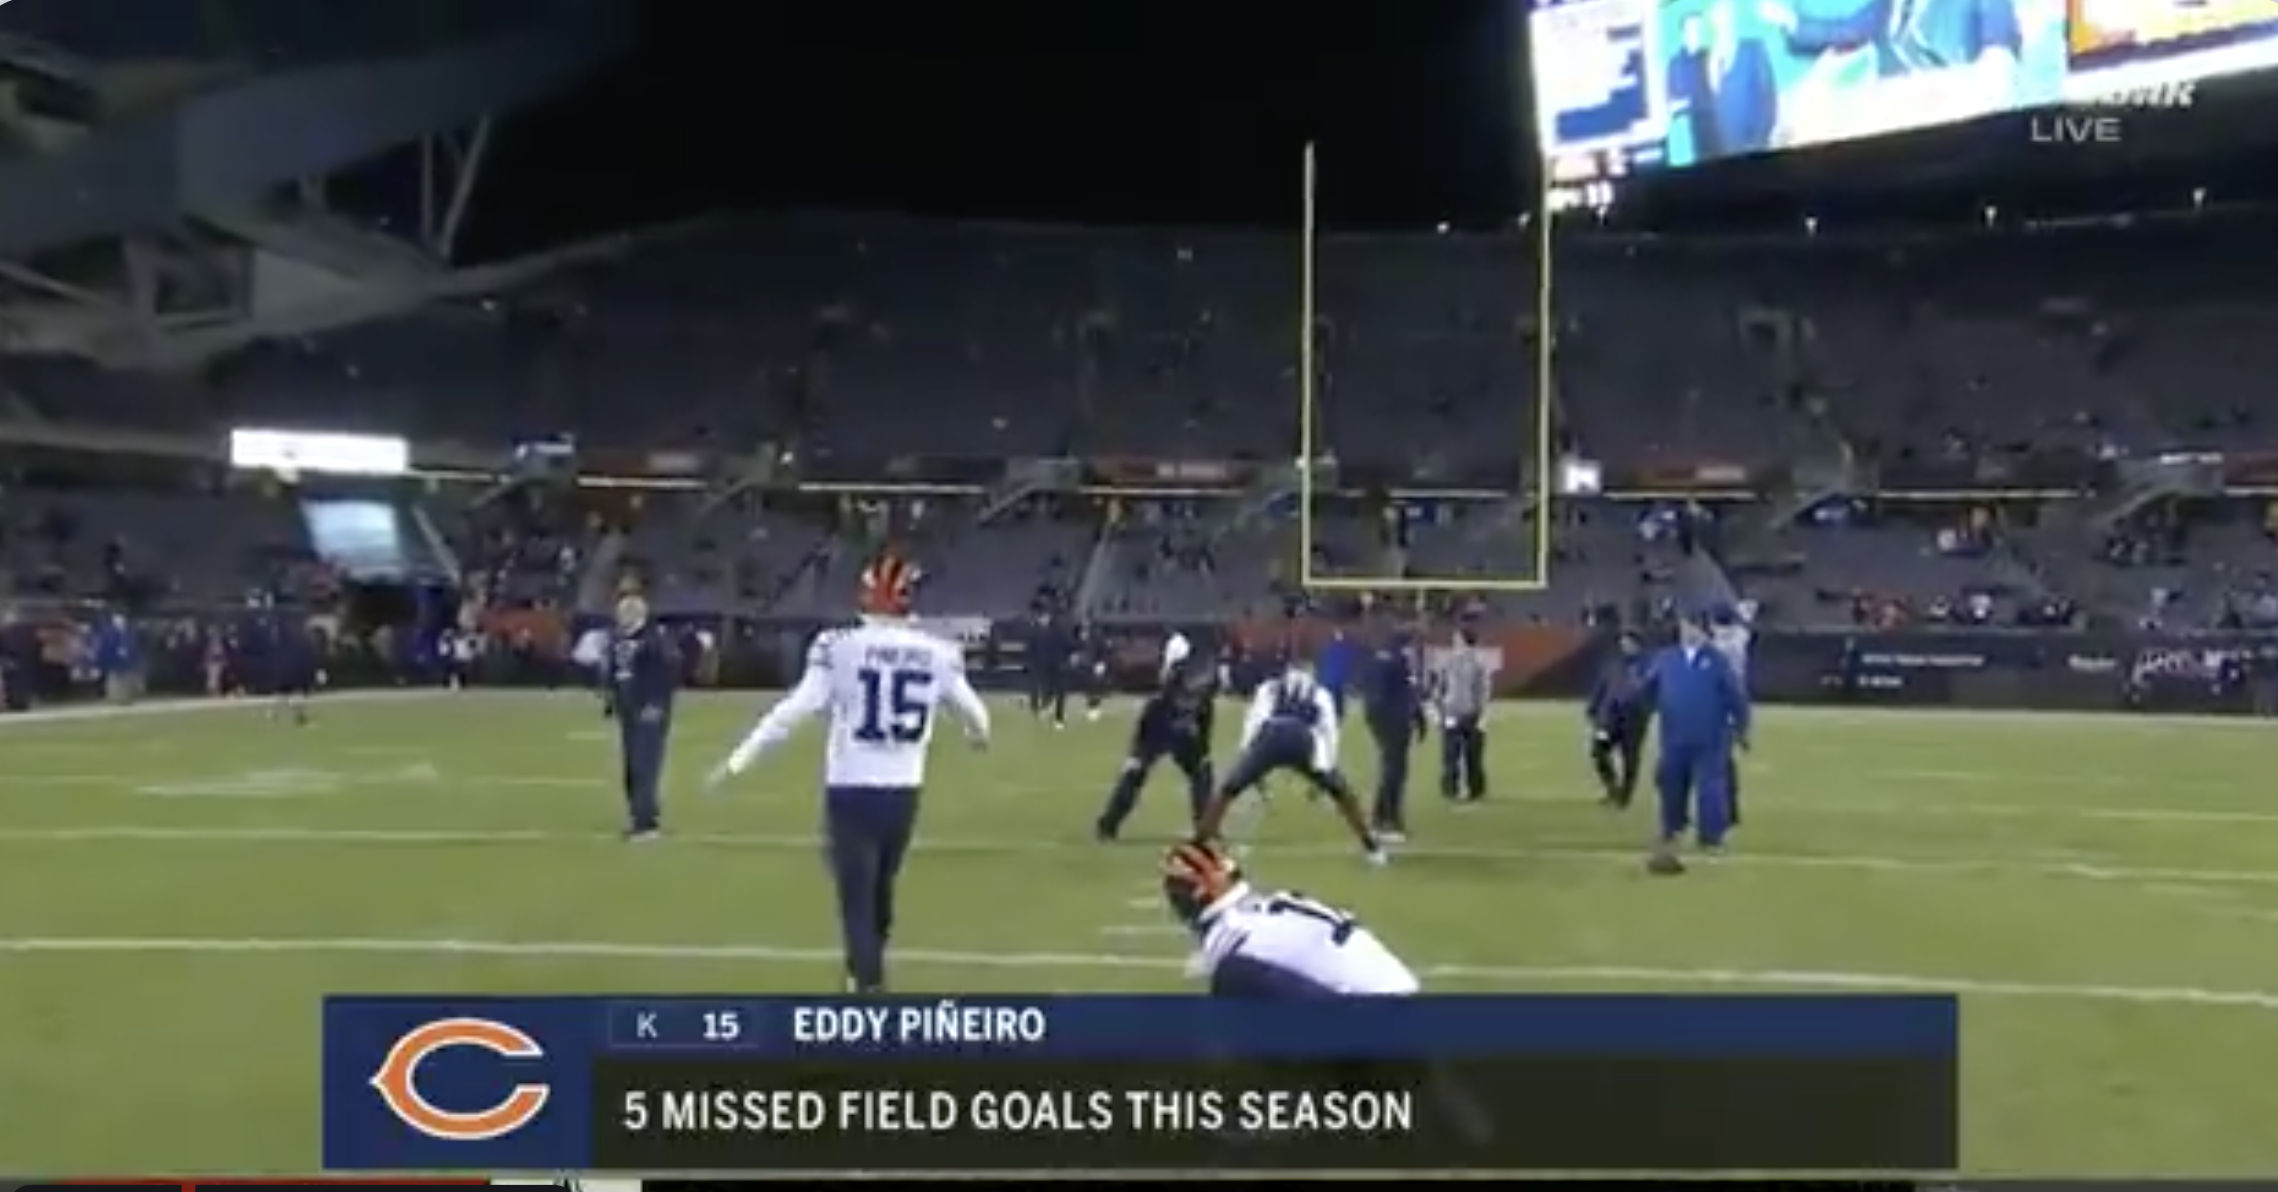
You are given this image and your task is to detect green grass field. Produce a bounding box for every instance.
[3,689,2277,1175]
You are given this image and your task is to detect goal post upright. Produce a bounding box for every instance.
[1296,141,1555,595]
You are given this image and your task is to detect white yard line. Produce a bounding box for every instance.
[1,932,2276,1011]
[9,695,2278,820]
[28,762,2278,828]
[1456,792,2278,825]
[2137,883,2249,901]
[0,822,2272,890]
[1099,882,1177,939]
[1827,802,2278,825]
[0,690,446,727]
[7,688,2278,729]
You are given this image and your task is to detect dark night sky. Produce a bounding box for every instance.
[465,0,1528,253]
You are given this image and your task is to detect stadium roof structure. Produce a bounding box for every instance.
[0,0,632,376]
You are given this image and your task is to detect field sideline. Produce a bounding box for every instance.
[2,689,2275,1174]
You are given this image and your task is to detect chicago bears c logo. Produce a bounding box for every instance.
[369,1016,551,1140]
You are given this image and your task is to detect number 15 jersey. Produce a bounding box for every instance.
[731,620,991,790]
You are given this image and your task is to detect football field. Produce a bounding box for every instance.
[3,689,2277,1175]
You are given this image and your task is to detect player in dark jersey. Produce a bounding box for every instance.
[1096,653,1219,840]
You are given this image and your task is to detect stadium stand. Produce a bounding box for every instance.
[5,203,2278,629]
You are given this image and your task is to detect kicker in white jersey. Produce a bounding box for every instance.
[712,618,989,789]
[707,555,990,995]
[1161,841,1418,996]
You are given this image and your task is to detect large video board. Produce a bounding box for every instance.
[1533,0,2278,194]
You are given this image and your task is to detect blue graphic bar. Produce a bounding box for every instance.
[321,993,1956,1170]
[590,992,1955,1058]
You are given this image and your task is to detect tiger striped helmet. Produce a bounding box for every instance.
[859,556,920,616]
[1162,839,1245,925]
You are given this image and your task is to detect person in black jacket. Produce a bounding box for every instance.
[1364,628,1428,841]
[609,594,680,841]
[0,609,34,712]
[1029,611,1075,728]
[1587,631,1654,808]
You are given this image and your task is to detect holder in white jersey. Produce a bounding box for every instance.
[1241,674,1342,773]
[1192,885,1419,995]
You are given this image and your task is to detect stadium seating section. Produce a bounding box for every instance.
[4,209,2275,628]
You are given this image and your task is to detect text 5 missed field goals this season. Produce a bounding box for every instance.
[644,1001,1408,1137]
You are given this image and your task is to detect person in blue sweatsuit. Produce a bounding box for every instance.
[1642,612,1750,872]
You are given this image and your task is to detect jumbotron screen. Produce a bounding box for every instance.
[1532,0,2276,194]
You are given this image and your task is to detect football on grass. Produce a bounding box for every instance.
[1645,851,1687,876]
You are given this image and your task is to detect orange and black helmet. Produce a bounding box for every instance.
[858,556,920,616]
[1162,839,1243,925]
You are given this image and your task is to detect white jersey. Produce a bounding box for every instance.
[1242,671,1341,772]
[570,628,610,669]
[1195,886,1419,995]
[1711,625,1752,687]
[722,618,990,790]
[1163,631,1193,677]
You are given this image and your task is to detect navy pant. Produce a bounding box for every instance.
[1031,666,1069,720]
[1099,736,1214,836]
[618,705,671,831]
[1439,715,1486,800]
[0,659,24,711]
[1221,723,1342,799]
[273,664,316,696]
[1655,738,1733,846]
[824,785,920,990]
[1591,713,1647,806]
[1369,718,1413,828]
